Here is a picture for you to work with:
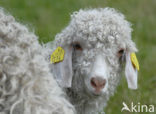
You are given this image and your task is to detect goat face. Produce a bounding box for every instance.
[52,36,137,98]
[69,39,124,97]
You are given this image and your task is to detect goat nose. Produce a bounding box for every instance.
[90,77,106,92]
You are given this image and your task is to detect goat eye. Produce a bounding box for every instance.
[118,49,124,57]
[73,43,83,51]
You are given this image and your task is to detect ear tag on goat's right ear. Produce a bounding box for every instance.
[130,53,139,71]
[50,47,65,63]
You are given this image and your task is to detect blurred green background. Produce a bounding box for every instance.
[0,0,155,113]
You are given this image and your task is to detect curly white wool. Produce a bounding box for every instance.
[0,8,75,114]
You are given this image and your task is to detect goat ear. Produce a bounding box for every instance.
[50,46,73,88]
[125,52,139,89]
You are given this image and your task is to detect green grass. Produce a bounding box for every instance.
[0,0,156,113]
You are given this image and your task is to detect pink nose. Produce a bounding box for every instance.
[90,77,106,93]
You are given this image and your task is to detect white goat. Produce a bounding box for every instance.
[46,8,139,114]
[0,8,75,114]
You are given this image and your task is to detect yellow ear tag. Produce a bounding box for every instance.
[130,52,139,71]
[50,47,65,63]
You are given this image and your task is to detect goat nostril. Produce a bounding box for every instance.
[100,80,106,88]
[91,78,97,88]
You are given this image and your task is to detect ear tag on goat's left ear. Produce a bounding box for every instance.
[130,53,139,71]
[50,47,65,63]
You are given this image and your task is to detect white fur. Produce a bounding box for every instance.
[45,8,138,114]
[0,8,75,114]
[87,54,108,94]
[0,7,138,114]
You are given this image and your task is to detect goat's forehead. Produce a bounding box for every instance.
[73,31,128,49]
[71,8,132,44]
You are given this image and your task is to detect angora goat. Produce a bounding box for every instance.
[0,8,75,114]
[46,8,139,114]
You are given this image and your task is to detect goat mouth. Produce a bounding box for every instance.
[86,90,102,97]
[92,90,103,96]
[84,87,100,98]
[92,92,101,97]
[86,91,101,98]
